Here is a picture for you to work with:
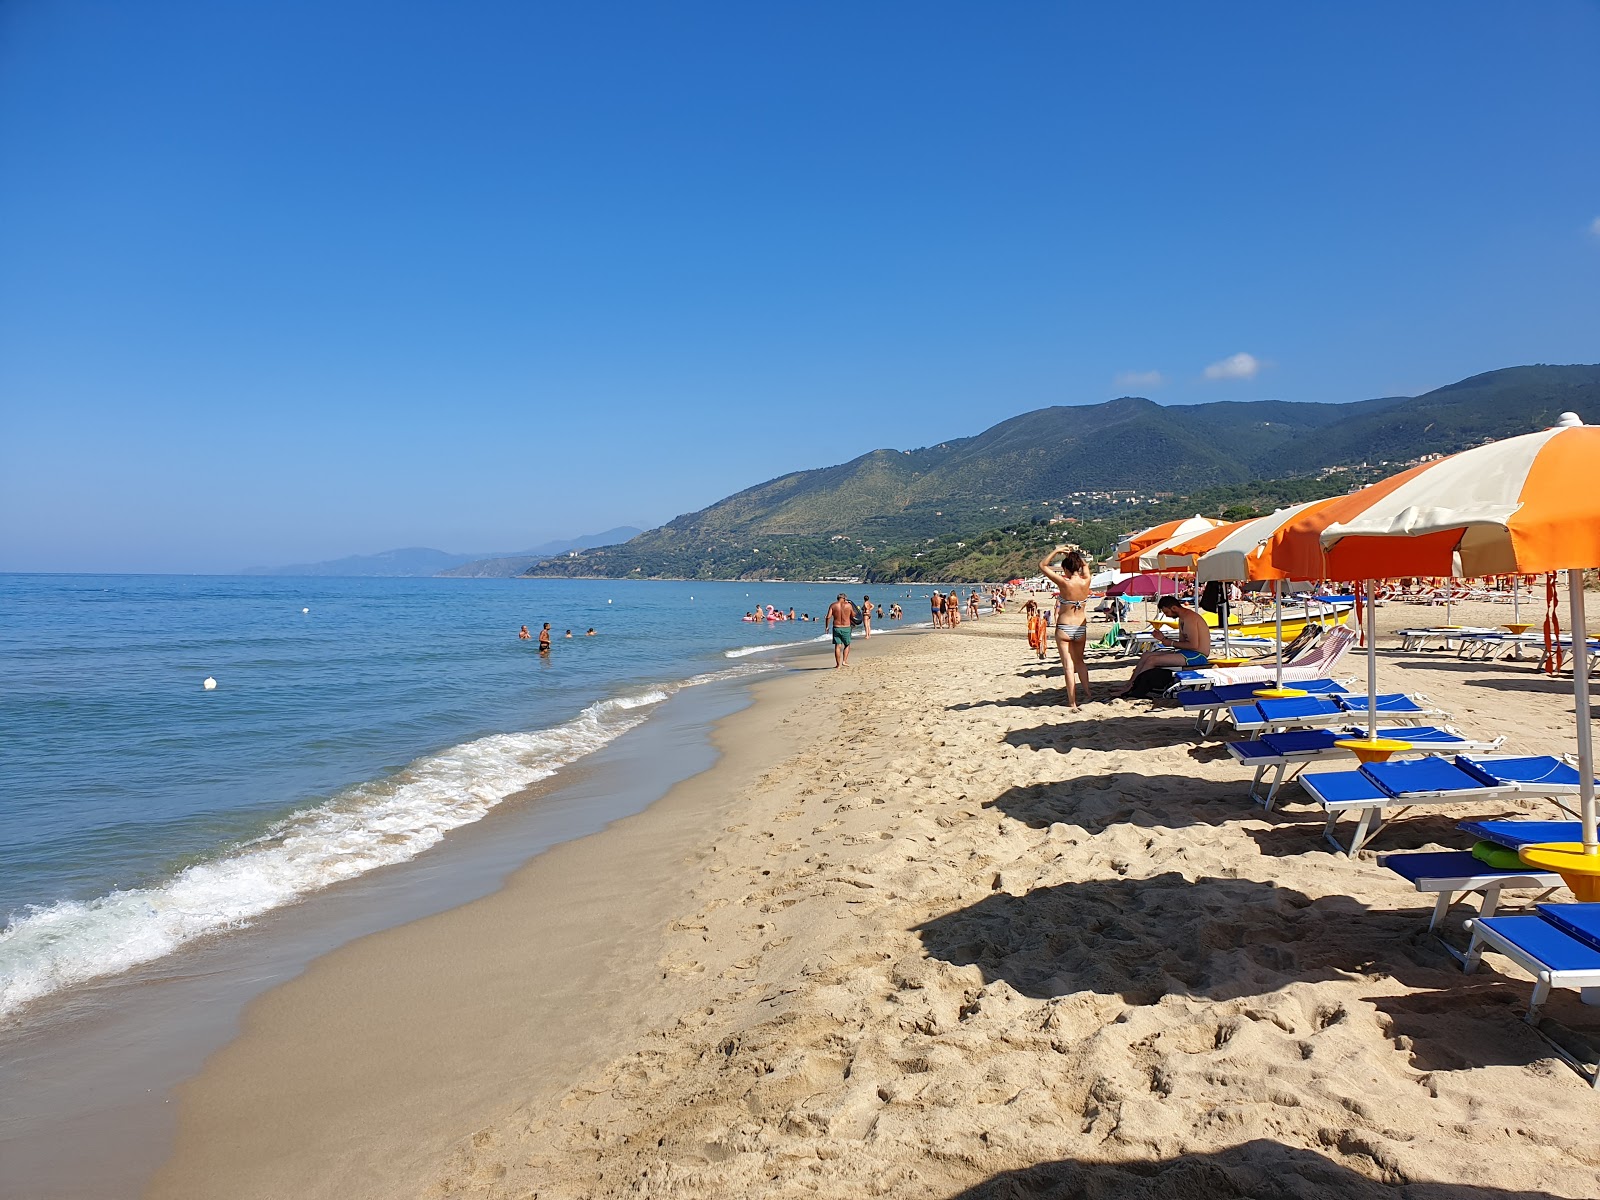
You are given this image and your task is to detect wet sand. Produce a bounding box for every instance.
[148,597,1600,1199]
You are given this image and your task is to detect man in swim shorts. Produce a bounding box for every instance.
[826,593,856,668]
[537,622,552,652]
[1111,595,1211,697]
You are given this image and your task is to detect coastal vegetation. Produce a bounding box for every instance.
[524,365,1600,583]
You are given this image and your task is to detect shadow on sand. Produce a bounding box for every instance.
[912,872,1457,1007]
[941,1138,1579,1200]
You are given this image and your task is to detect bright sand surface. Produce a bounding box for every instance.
[149,593,1600,1199]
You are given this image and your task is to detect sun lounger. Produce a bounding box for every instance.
[1177,678,1349,735]
[1229,725,1504,808]
[1173,626,1357,691]
[1225,692,1445,738]
[1464,903,1600,1086]
[1458,818,1587,848]
[1299,754,1590,856]
[1379,849,1562,932]
[1396,627,1498,652]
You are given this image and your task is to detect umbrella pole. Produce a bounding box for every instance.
[1365,579,1379,741]
[1274,579,1284,691]
[1569,568,1596,854]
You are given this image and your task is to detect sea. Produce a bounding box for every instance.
[0,573,944,1025]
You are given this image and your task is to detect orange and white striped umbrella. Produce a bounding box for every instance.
[1270,413,1600,860]
[1271,414,1600,582]
[1116,515,1223,573]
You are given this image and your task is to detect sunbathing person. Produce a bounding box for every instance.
[1111,595,1211,698]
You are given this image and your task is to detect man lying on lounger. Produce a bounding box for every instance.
[1110,595,1211,698]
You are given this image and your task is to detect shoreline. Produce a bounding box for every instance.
[0,661,772,1200]
[143,599,1600,1197]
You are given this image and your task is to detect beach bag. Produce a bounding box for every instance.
[1123,667,1175,699]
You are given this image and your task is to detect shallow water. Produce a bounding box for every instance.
[0,573,941,1020]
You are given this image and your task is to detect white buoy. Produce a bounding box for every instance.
[608,599,613,604]
[203,677,217,690]
[302,607,309,614]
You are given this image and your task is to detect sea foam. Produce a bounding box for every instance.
[0,664,768,1021]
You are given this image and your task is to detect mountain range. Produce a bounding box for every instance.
[242,527,641,577]
[523,364,1600,582]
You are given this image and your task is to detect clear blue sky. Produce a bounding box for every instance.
[2,1,1597,573]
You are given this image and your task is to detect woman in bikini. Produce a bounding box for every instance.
[1039,546,1093,709]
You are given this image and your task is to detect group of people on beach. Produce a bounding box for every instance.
[518,623,596,652]
[929,589,984,628]
[1036,545,1210,710]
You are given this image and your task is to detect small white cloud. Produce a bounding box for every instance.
[1590,216,1600,237]
[1114,370,1164,390]
[1204,352,1260,381]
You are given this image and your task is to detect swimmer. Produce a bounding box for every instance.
[564,629,573,639]
[586,628,596,636]
[518,625,531,640]
[538,623,551,652]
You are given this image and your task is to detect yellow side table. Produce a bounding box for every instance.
[1333,737,1413,765]
[1518,843,1600,902]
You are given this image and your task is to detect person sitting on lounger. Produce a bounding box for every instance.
[1111,595,1210,697]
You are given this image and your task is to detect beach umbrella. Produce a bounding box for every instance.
[1107,573,1173,597]
[1271,413,1600,875]
[1117,515,1224,573]
[1173,499,1346,693]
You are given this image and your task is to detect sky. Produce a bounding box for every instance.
[2,1,1597,573]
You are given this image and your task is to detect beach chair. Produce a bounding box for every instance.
[1177,678,1350,735]
[1229,724,1504,809]
[1224,691,1445,738]
[1085,623,1125,657]
[1396,626,1498,652]
[1464,903,1600,1086]
[1173,626,1357,691]
[1379,849,1561,933]
[1299,754,1591,856]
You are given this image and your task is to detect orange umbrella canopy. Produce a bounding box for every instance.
[1270,417,1600,580]
[1116,515,1224,573]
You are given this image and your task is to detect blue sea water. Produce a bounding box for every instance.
[0,573,940,1020]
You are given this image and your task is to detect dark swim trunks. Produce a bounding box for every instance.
[833,625,853,646]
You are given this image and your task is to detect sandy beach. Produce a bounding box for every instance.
[149,595,1600,1200]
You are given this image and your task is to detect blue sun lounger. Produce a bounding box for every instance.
[1458,819,1587,848]
[1465,903,1600,1086]
[1299,755,1589,855]
[1178,678,1349,735]
[1226,692,1444,738]
[1229,725,1506,809]
[1379,850,1563,933]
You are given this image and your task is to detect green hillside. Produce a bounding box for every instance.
[526,364,1600,582]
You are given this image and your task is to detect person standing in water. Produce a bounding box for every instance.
[826,593,856,668]
[860,595,872,638]
[519,625,531,640]
[537,622,552,652]
[1039,546,1093,709]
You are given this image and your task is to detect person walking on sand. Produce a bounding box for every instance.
[930,591,944,628]
[826,593,856,667]
[860,595,873,638]
[968,591,979,621]
[537,623,552,652]
[1039,546,1093,709]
